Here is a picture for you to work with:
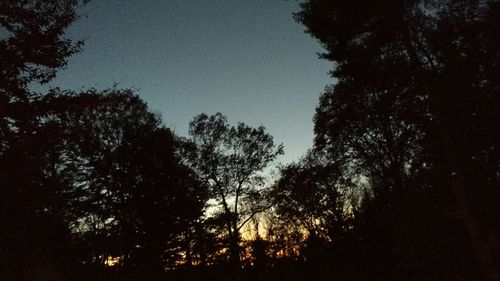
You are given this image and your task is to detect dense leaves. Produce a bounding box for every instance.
[291,0,500,280]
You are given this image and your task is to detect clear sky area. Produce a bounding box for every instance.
[45,0,333,164]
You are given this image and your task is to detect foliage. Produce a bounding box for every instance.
[2,0,500,280]
[293,0,500,280]
[272,150,355,242]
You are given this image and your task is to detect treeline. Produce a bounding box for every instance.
[1,1,499,281]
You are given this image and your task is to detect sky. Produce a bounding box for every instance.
[45,0,333,164]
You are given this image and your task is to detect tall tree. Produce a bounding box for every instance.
[297,0,500,279]
[0,1,87,279]
[184,113,283,267]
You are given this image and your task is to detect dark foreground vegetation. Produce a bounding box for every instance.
[1,1,499,280]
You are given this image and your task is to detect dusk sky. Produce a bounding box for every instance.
[45,0,333,163]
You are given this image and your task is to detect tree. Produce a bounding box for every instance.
[184,113,283,268]
[0,1,87,279]
[44,89,207,277]
[311,82,432,280]
[272,150,355,242]
[296,0,500,279]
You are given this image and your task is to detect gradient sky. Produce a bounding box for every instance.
[46,0,333,164]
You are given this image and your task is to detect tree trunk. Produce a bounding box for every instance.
[184,230,192,267]
[435,114,499,281]
[228,224,241,281]
[229,229,241,266]
[451,173,499,281]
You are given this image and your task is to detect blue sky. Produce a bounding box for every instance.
[46,0,332,164]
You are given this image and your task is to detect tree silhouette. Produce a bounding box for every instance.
[184,113,283,269]
[272,150,354,243]
[0,1,88,279]
[40,89,207,279]
[296,0,500,279]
